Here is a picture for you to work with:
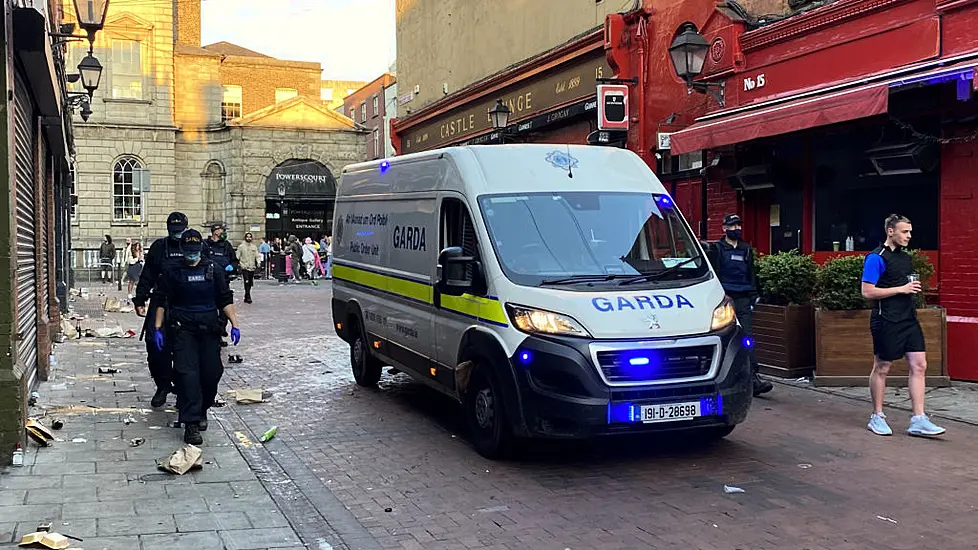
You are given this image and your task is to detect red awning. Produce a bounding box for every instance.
[669,84,889,155]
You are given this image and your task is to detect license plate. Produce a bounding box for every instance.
[640,401,701,423]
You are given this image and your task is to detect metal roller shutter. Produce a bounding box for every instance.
[13,69,38,388]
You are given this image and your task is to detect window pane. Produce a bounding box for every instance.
[111,40,143,99]
[223,85,242,103]
[275,88,297,103]
[321,88,334,102]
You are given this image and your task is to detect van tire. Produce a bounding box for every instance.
[350,318,382,387]
[465,363,512,459]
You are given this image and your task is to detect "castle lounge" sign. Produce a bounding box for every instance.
[401,51,612,154]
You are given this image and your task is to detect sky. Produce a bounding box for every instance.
[200,0,396,82]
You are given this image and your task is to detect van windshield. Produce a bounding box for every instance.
[477,192,708,287]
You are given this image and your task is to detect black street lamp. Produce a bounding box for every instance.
[77,52,103,96]
[488,99,511,144]
[72,0,111,45]
[668,23,724,106]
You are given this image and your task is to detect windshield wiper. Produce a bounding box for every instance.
[540,274,624,286]
[618,256,702,286]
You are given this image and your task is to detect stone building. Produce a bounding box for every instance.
[66,0,366,257]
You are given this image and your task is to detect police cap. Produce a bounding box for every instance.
[166,211,188,233]
[209,221,227,233]
[181,229,204,253]
[722,213,742,227]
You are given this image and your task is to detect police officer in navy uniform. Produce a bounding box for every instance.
[203,222,238,346]
[134,211,190,408]
[707,214,773,396]
[152,229,241,445]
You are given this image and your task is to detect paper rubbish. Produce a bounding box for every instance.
[19,531,69,549]
[156,444,204,475]
[230,389,267,404]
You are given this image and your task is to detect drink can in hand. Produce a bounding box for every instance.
[908,273,920,283]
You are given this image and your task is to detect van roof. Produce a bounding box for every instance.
[339,144,668,197]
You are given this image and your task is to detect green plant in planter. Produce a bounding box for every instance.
[815,255,868,311]
[756,250,818,306]
[907,249,936,308]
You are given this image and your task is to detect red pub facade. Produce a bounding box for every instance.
[391,0,978,381]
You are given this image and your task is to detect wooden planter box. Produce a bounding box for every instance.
[814,307,950,387]
[754,303,815,379]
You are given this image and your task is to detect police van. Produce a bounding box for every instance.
[331,144,753,458]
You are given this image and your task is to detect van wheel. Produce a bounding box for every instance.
[350,319,382,387]
[465,364,512,459]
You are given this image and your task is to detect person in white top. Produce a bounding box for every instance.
[302,237,317,279]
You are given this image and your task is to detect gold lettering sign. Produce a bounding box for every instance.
[402,51,612,154]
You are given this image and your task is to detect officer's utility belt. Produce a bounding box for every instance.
[170,309,221,335]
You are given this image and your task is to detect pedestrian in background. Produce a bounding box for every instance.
[99,234,116,284]
[861,214,945,437]
[153,229,240,445]
[126,240,144,298]
[303,237,317,279]
[325,235,333,279]
[258,237,271,279]
[705,213,773,397]
[237,232,260,304]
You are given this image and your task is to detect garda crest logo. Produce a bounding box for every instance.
[645,314,661,330]
[545,150,579,171]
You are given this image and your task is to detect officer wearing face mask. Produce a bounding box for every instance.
[134,211,190,408]
[708,214,773,397]
[152,229,240,445]
[203,222,238,346]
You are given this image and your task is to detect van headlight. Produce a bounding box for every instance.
[506,304,591,338]
[711,298,737,331]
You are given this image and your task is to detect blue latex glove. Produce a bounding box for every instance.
[230,326,241,346]
[153,328,164,351]
[225,264,234,272]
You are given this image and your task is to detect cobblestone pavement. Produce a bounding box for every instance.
[5,281,978,549]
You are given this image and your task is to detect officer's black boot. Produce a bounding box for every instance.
[151,386,169,408]
[753,373,773,396]
[184,422,203,445]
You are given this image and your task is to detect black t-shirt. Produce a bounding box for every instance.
[864,245,915,322]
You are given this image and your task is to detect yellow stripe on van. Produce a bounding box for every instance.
[440,294,509,327]
[333,264,507,326]
[333,264,434,305]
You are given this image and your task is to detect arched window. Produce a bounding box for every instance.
[112,156,143,221]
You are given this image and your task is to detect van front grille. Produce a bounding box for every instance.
[596,345,714,384]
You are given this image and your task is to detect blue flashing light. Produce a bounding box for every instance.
[742,336,753,349]
[380,160,391,173]
[655,195,674,208]
[628,356,651,366]
[519,351,532,365]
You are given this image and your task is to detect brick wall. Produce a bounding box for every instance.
[220,58,322,116]
[707,180,740,241]
[175,0,201,47]
[739,0,792,16]
[939,138,978,317]
[344,75,395,160]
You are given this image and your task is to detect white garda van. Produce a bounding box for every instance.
[331,144,753,458]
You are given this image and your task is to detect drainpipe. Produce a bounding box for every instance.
[635,16,649,166]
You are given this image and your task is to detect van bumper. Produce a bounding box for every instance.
[506,326,752,439]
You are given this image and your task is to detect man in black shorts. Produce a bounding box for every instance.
[860,214,945,437]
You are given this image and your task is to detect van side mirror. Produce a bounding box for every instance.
[437,246,485,297]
